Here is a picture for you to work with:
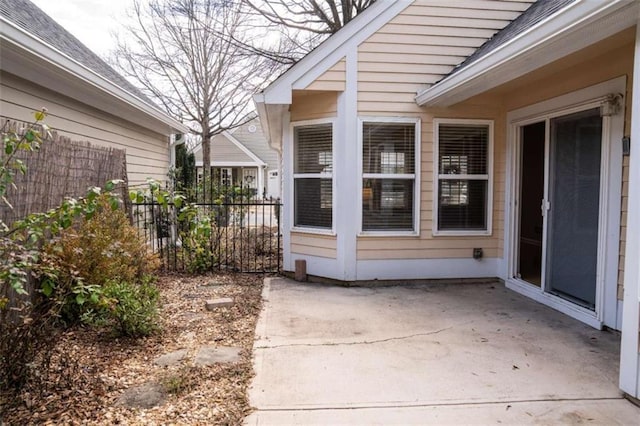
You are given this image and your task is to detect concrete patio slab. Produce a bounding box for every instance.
[246,277,640,424]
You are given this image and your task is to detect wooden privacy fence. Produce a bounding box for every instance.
[0,118,128,226]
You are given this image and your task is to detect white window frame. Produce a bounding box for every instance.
[290,118,336,235]
[358,116,421,236]
[433,118,494,236]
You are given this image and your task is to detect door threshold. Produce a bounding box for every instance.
[506,278,602,329]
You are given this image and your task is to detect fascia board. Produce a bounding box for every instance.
[262,0,411,105]
[195,161,260,167]
[415,0,635,107]
[0,17,189,134]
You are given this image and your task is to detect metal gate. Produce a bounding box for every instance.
[132,198,281,273]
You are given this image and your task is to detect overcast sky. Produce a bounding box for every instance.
[30,0,131,57]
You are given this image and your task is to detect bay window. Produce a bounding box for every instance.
[361,119,420,233]
[293,122,333,230]
[434,119,493,234]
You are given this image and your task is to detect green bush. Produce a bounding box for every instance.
[96,278,160,337]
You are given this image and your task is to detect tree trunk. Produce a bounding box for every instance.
[201,133,211,203]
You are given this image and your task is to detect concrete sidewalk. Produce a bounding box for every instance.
[245,278,640,425]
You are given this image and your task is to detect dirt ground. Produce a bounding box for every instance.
[0,273,264,425]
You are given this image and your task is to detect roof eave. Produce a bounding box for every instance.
[415,0,637,108]
[0,17,189,134]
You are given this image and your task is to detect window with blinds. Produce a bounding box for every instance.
[361,120,418,232]
[435,120,492,233]
[293,123,333,229]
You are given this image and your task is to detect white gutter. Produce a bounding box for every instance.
[415,0,637,107]
[0,16,189,134]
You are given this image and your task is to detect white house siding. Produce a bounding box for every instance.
[0,71,169,186]
[304,58,346,92]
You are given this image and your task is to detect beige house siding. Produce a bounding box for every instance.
[0,71,169,186]
[355,28,633,278]
[305,58,346,92]
[291,232,337,259]
[290,91,338,122]
[357,0,533,116]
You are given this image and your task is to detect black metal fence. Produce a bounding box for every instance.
[132,197,282,273]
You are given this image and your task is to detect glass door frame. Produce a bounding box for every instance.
[504,78,625,330]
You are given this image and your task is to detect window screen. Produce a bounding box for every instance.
[362,121,417,231]
[436,122,490,232]
[293,123,333,229]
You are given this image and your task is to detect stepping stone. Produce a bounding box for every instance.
[154,349,188,366]
[194,346,241,366]
[117,382,165,409]
[183,293,203,300]
[181,312,204,322]
[201,281,224,287]
[205,297,234,311]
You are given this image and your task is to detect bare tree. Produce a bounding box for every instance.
[113,0,275,199]
[235,0,376,64]
[245,0,375,34]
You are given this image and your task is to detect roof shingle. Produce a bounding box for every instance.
[448,0,577,78]
[0,0,155,106]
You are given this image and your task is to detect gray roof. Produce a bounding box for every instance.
[0,0,155,106]
[448,0,577,78]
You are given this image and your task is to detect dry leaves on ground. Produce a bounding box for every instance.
[0,273,265,425]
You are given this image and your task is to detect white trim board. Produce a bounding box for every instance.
[287,254,342,281]
[195,161,261,167]
[619,14,640,400]
[356,258,499,281]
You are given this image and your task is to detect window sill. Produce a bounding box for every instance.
[358,231,420,238]
[291,227,336,237]
[432,230,492,237]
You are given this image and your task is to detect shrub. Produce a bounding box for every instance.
[95,278,160,337]
[45,194,159,290]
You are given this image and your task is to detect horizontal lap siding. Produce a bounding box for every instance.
[194,134,254,163]
[1,72,169,186]
[291,232,337,259]
[290,91,338,122]
[305,58,346,92]
[353,0,533,261]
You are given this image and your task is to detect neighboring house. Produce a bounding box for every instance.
[0,0,188,186]
[255,0,640,399]
[192,116,281,199]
